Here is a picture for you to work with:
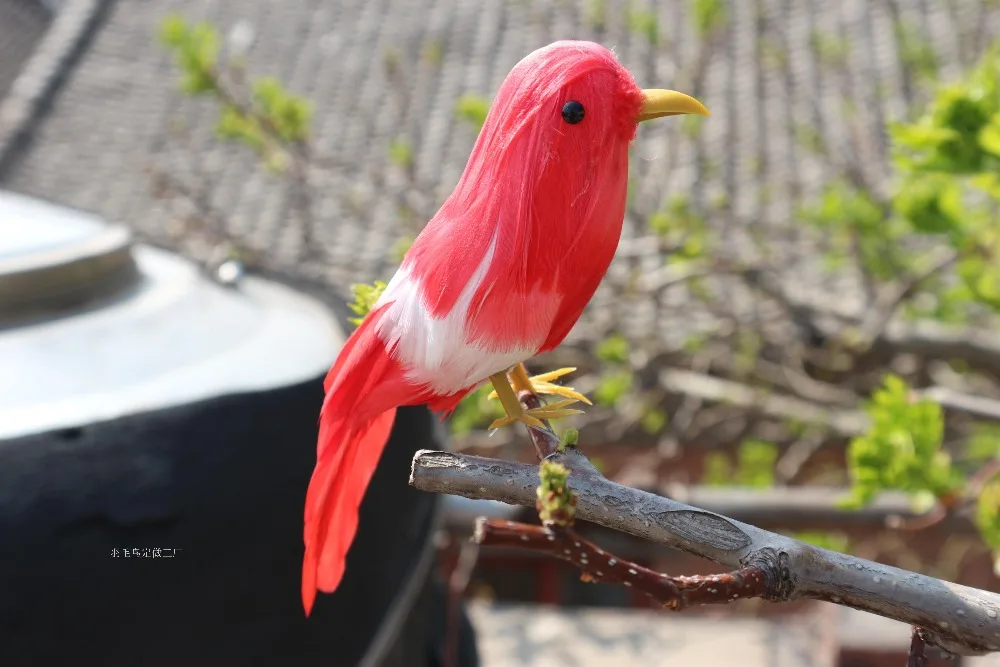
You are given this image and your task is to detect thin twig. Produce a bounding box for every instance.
[474,519,770,610]
[886,502,948,532]
[775,427,827,485]
[909,626,929,667]
[853,249,960,353]
[967,458,1000,498]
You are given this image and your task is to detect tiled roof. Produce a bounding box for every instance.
[2,0,999,351]
[0,0,51,100]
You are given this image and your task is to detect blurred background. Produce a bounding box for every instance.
[4,0,1000,665]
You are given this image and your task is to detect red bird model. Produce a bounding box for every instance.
[302,40,708,615]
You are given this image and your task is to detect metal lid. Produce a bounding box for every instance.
[0,190,345,441]
[0,190,139,325]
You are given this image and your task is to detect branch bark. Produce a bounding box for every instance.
[474,519,771,610]
[411,447,1000,657]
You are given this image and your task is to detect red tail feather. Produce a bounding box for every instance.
[301,305,408,616]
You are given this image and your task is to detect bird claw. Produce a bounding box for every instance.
[487,399,586,431]
[487,367,592,406]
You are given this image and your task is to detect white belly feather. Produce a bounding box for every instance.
[374,234,544,395]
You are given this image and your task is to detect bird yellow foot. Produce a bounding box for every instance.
[487,365,592,406]
[486,365,589,431]
[487,398,585,431]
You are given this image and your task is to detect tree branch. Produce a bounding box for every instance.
[909,626,929,667]
[474,519,770,610]
[853,249,960,353]
[411,447,1000,657]
[658,367,1000,433]
[658,367,868,436]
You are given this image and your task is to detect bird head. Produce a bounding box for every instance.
[448,41,708,225]
[485,40,708,145]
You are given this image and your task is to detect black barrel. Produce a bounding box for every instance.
[0,192,478,666]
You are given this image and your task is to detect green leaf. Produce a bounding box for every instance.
[158,15,221,95]
[640,405,668,436]
[734,439,778,488]
[702,452,732,486]
[690,0,727,37]
[958,253,1000,311]
[455,94,490,130]
[968,425,1000,463]
[800,182,906,280]
[216,106,264,149]
[891,46,1000,173]
[626,6,659,45]
[979,115,1000,156]
[595,333,630,364]
[449,384,506,436]
[594,370,634,407]
[389,138,414,168]
[584,0,608,30]
[844,374,962,507]
[251,77,312,142]
[893,174,963,235]
[977,476,1000,551]
[158,14,188,47]
[347,280,387,326]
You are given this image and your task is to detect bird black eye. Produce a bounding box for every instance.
[561,100,585,124]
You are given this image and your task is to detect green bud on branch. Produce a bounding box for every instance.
[537,460,577,527]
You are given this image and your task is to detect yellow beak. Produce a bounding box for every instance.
[637,89,710,122]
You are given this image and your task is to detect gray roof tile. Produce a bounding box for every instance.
[1,0,999,350]
[0,0,50,99]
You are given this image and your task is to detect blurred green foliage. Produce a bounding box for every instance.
[976,478,1000,571]
[793,530,851,554]
[968,425,1000,463]
[347,281,387,327]
[159,15,220,94]
[594,370,634,408]
[388,138,414,169]
[843,375,962,508]
[593,333,633,408]
[649,195,713,262]
[800,182,907,279]
[160,15,312,172]
[894,20,939,82]
[691,0,727,37]
[625,6,659,46]
[583,0,608,31]
[640,405,668,436]
[799,46,1000,320]
[450,384,507,436]
[703,440,779,488]
[810,31,849,68]
[595,333,630,364]
[455,94,491,131]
